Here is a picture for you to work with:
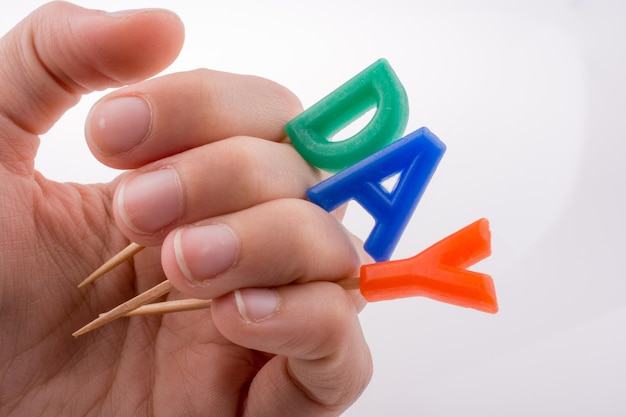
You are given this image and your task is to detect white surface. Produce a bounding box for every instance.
[2,1,625,415]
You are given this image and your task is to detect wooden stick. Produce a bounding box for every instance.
[123,298,213,316]
[336,277,361,291]
[73,280,173,337]
[121,277,360,317]
[74,276,362,336]
[78,242,145,288]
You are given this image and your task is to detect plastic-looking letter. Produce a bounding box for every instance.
[359,218,498,313]
[285,58,409,172]
[307,127,446,261]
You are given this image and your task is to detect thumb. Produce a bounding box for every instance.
[0,2,184,172]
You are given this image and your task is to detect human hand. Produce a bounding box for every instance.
[0,2,372,416]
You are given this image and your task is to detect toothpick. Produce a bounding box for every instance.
[119,277,360,317]
[73,280,173,337]
[73,266,362,336]
[78,242,145,288]
[123,298,213,316]
[336,277,360,291]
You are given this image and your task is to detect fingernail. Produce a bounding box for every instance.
[234,288,280,323]
[174,224,239,284]
[118,168,182,233]
[87,96,151,155]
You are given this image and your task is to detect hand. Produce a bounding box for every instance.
[0,3,372,416]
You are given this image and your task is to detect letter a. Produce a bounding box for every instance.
[285,58,409,172]
[307,127,446,261]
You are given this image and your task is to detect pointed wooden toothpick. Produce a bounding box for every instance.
[123,278,360,317]
[78,242,145,288]
[123,298,213,316]
[73,280,173,337]
[73,277,361,336]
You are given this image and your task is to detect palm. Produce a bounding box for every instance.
[0,172,267,415]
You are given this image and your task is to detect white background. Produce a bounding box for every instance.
[2,1,625,415]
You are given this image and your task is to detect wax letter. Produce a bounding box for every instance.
[285,58,409,172]
[307,127,446,261]
[359,218,498,314]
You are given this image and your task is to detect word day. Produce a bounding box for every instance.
[286,59,497,313]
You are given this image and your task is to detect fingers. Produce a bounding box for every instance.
[86,69,303,169]
[211,282,373,416]
[161,198,364,300]
[113,137,320,246]
[0,2,183,171]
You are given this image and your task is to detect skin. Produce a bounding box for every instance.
[0,2,373,416]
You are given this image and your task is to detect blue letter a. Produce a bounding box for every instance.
[307,127,446,262]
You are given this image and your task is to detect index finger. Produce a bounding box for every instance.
[85,69,303,169]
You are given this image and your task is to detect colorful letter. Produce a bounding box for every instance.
[307,127,446,261]
[285,58,409,172]
[359,218,498,313]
